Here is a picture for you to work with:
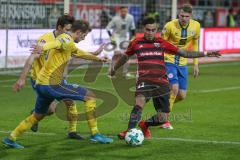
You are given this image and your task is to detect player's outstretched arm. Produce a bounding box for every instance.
[12,53,40,92]
[191,39,199,78]
[90,43,105,56]
[108,54,129,77]
[73,48,107,62]
[177,49,221,58]
[31,39,62,54]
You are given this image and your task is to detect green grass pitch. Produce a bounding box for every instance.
[0,62,240,160]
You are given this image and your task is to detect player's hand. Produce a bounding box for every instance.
[30,44,43,54]
[93,43,105,56]
[99,57,109,63]
[193,64,199,78]
[12,78,25,92]
[108,67,116,77]
[130,36,135,41]
[110,36,116,45]
[207,51,221,57]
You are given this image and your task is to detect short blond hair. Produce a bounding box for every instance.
[180,4,193,14]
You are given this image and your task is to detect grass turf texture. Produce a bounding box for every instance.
[0,62,240,160]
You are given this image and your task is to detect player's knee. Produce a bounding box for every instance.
[177,92,187,101]
[177,96,185,101]
[33,112,44,121]
[46,107,55,116]
[45,101,58,116]
[84,91,96,112]
[85,90,96,101]
[171,85,179,96]
[135,95,146,108]
[112,52,123,62]
[114,50,122,56]
[63,99,75,106]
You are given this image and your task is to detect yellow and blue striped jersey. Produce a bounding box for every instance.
[36,33,101,85]
[162,19,200,66]
[30,31,56,80]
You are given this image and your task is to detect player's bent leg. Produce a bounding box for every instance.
[159,84,177,129]
[30,101,56,132]
[152,94,174,130]
[12,113,43,141]
[175,89,187,103]
[46,101,57,115]
[52,84,112,143]
[2,113,44,149]
[118,95,145,139]
[165,62,179,111]
[30,109,39,132]
[64,99,84,140]
[84,91,99,136]
[108,51,122,76]
[175,66,188,103]
[84,91,113,144]
[138,120,151,139]
[169,83,179,111]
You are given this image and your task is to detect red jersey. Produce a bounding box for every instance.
[125,36,178,85]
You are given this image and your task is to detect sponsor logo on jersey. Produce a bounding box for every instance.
[190,30,195,36]
[154,43,160,48]
[168,73,174,79]
[140,51,163,56]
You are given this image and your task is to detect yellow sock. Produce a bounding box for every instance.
[174,96,182,103]
[169,92,177,112]
[10,114,38,141]
[68,103,78,133]
[84,99,99,135]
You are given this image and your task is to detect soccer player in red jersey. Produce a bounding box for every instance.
[109,17,220,139]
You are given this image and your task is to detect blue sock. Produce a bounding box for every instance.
[128,105,142,129]
[145,114,166,126]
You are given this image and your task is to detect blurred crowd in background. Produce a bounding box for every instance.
[0,0,240,30]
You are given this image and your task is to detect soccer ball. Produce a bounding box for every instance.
[125,128,144,146]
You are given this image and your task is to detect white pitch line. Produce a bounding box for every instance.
[1,85,240,94]
[190,86,240,93]
[0,79,17,83]
[188,61,240,68]
[0,85,31,88]
[0,130,239,145]
[0,130,56,136]
[152,137,240,145]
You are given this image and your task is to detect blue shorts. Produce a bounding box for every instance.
[165,62,188,90]
[30,78,37,92]
[34,83,87,114]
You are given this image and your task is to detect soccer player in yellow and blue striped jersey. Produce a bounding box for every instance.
[4,20,113,148]
[11,15,85,140]
[157,4,200,129]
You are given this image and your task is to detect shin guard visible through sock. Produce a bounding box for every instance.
[169,92,177,111]
[84,99,99,135]
[68,103,78,133]
[10,114,38,141]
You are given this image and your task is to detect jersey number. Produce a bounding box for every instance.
[137,82,145,89]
